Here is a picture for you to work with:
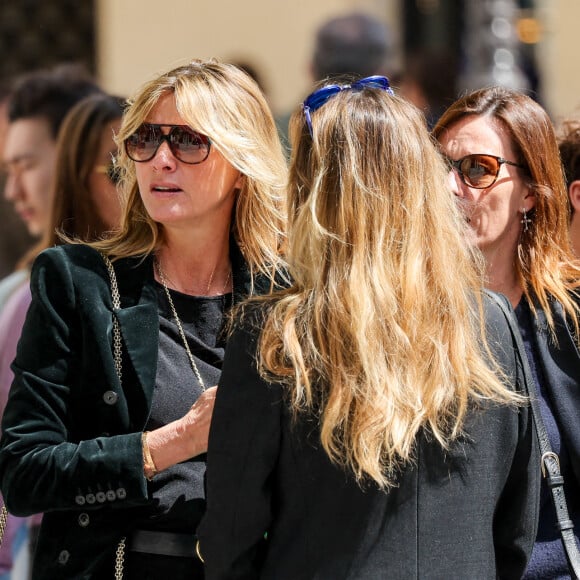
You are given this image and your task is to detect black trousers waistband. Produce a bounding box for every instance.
[129,529,199,559]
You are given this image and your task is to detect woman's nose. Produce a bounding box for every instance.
[151,141,177,170]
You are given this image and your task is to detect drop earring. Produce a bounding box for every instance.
[521,208,532,233]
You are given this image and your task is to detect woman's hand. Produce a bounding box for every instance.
[181,386,218,457]
[142,386,218,477]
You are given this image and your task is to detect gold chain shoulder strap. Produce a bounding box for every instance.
[101,253,127,580]
[0,504,7,546]
[101,253,123,385]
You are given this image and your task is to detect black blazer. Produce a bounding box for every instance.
[197,295,541,580]
[0,242,257,579]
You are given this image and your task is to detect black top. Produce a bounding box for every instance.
[136,284,232,532]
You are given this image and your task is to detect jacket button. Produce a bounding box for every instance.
[96,492,106,503]
[106,490,117,502]
[75,495,86,506]
[86,493,96,504]
[103,391,118,405]
[116,488,127,500]
[78,513,90,527]
[58,550,70,565]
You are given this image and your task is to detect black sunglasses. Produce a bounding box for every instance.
[445,153,525,189]
[125,123,211,164]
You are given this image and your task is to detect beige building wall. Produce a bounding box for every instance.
[537,0,580,122]
[96,0,580,124]
[96,0,400,118]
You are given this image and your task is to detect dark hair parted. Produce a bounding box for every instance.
[7,63,102,138]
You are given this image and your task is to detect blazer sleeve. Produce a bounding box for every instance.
[0,248,148,516]
[197,307,282,580]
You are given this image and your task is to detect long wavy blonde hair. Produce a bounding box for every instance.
[433,86,580,334]
[92,59,287,282]
[258,84,520,489]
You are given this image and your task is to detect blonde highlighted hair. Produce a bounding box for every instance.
[92,59,287,282]
[257,84,520,489]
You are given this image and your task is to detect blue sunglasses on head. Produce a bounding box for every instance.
[302,75,394,137]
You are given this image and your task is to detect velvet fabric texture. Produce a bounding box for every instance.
[0,242,256,579]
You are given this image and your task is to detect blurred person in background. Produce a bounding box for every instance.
[0,64,102,309]
[0,92,123,580]
[0,64,102,580]
[0,84,34,281]
[557,114,580,256]
[0,59,287,580]
[198,77,539,579]
[393,49,459,130]
[434,85,580,580]
[275,11,393,150]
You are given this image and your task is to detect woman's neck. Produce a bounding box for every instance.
[482,245,523,308]
[156,226,232,296]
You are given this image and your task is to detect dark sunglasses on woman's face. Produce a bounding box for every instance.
[444,153,525,189]
[124,123,211,164]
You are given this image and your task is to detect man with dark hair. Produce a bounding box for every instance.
[0,63,101,306]
[3,64,102,240]
[0,84,33,280]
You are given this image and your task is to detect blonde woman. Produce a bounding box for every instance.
[434,86,580,580]
[0,60,287,579]
[197,77,540,579]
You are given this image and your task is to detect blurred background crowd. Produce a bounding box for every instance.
[0,0,577,276]
[0,0,579,578]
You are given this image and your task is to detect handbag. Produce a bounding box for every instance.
[487,290,580,579]
[102,254,127,580]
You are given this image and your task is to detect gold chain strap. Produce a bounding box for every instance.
[114,536,126,580]
[101,253,123,384]
[101,253,126,579]
[0,505,7,546]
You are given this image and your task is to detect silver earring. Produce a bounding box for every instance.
[521,208,532,233]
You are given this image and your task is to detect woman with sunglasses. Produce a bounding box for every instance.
[433,86,580,579]
[0,60,287,579]
[196,78,539,578]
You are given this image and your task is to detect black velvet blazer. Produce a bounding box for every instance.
[197,295,541,580]
[0,242,257,580]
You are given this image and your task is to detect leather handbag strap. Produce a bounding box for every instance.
[486,290,580,579]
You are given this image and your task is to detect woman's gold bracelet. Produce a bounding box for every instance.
[142,431,158,481]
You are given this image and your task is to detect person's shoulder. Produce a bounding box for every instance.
[481,290,513,338]
[480,290,521,386]
[34,243,104,271]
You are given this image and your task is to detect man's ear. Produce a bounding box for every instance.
[569,180,580,213]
